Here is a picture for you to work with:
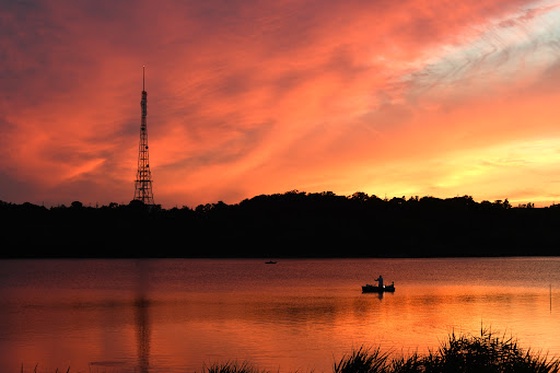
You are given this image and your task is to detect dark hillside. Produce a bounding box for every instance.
[2,192,560,258]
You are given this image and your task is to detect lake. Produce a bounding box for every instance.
[0,257,559,373]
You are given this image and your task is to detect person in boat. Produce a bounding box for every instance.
[375,275,384,288]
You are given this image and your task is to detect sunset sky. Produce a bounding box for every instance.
[2,0,560,209]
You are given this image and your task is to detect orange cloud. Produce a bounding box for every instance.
[1,0,559,208]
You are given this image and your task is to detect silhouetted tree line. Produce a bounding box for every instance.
[2,191,560,258]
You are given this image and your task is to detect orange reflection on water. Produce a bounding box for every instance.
[2,259,560,373]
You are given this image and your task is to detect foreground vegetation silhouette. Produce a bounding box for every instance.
[205,329,560,373]
[2,191,560,257]
[329,329,560,373]
[23,329,560,373]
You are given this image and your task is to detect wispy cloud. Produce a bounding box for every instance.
[0,0,559,207]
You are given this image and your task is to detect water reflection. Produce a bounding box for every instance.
[1,258,559,373]
[135,260,151,373]
[135,297,151,373]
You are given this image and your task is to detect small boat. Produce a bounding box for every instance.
[265,260,277,264]
[362,274,395,293]
[362,282,395,293]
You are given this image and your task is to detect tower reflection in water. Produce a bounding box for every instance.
[135,260,151,373]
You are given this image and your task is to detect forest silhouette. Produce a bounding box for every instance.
[2,191,559,258]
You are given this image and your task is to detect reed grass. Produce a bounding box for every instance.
[203,360,270,373]
[330,328,560,373]
[20,328,560,373]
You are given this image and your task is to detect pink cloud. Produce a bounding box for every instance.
[0,0,559,208]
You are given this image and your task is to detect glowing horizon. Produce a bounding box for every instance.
[1,0,560,209]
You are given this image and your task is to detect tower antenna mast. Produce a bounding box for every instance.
[133,65,155,205]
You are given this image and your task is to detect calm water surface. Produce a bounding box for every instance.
[1,257,559,373]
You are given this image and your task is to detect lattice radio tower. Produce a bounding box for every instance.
[133,65,155,205]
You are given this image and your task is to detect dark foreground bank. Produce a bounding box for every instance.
[21,329,560,373]
[3,191,560,258]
